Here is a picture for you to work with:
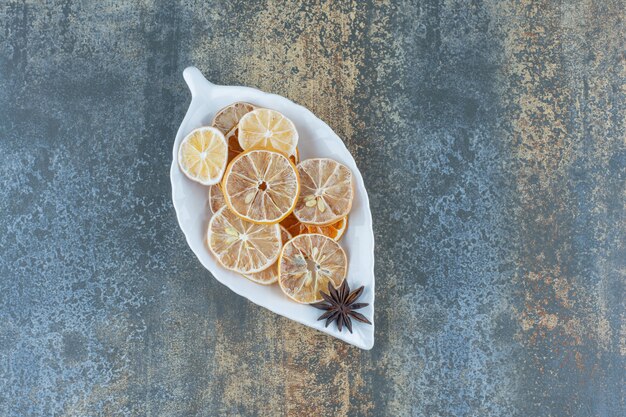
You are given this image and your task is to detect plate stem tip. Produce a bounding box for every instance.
[183,66,215,98]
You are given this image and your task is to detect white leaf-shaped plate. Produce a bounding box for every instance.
[170,67,375,349]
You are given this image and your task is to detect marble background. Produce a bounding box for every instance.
[1,1,624,416]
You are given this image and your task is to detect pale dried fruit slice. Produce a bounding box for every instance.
[208,185,226,214]
[231,130,298,165]
[207,206,281,274]
[212,102,256,164]
[178,127,227,185]
[243,226,292,285]
[212,102,256,135]
[293,158,354,226]
[238,108,298,156]
[222,149,300,224]
[278,234,347,303]
[280,213,348,241]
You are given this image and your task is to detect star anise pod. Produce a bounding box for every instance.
[311,280,371,333]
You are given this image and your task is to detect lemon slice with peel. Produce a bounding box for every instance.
[222,149,300,224]
[278,234,347,303]
[226,127,295,165]
[293,158,354,226]
[212,102,256,164]
[207,206,281,274]
[212,102,256,135]
[238,108,298,156]
[281,213,348,241]
[178,127,228,185]
[243,226,292,285]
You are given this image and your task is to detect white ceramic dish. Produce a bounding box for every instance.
[170,67,375,350]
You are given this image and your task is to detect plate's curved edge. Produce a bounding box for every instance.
[171,68,375,350]
[271,92,377,349]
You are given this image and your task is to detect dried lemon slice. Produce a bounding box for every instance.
[207,206,281,274]
[243,226,292,285]
[222,149,300,224]
[278,234,347,303]
[238,108,298,156]
[208,184,226,214]
[226,128,294,165]
[178,127,227,185]
[212,102,256,164]
[212,102,256,135]
[293,158,354,226]
[280,213,348,241]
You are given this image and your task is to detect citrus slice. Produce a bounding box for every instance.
[293,158,354,226]
[238,108,298,156]
[231,131,298,164]
[207,206,281,274]
[208,184,226,214]
[280,213,348,241]
[212,102,256,164]
[222,149,300,224]
[278,234,347,303]
[178,127,228,185]
[212,102,256,135]
[243,226,292,285]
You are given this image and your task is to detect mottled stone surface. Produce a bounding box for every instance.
[0,1,624,416]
